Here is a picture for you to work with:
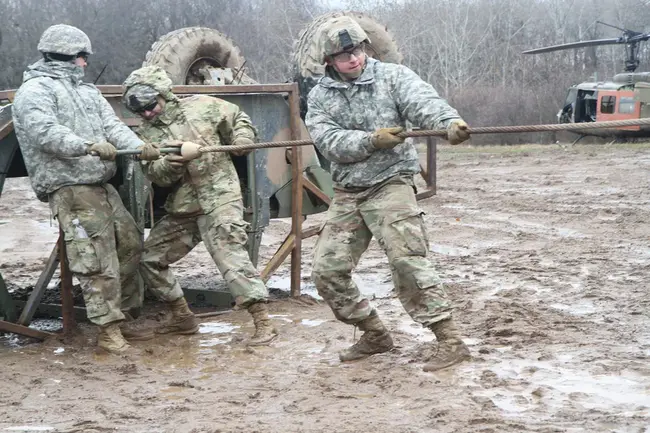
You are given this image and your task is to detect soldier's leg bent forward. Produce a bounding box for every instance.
[199,202,277,346]
[312,190,393,361]
[363,176,470,371]
[140,215,202,335]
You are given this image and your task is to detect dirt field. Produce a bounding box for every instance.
[1,142,649,433]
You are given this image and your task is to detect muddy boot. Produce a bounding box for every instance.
[97,322,132,355]
[120,312,154,341]
[339,314,394,362]
[423,318,471,372]
[247,302,278,346]
[155,297,199,335]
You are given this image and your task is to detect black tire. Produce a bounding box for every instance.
[290,10,402,118]
[143,27,246,85]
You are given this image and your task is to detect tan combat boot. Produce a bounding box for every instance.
[339,314,394,362]
[97,322,132,354]
[423,318,471,372]
[155,297,199,335]
[120,311,154,341]
[247,302,278,346]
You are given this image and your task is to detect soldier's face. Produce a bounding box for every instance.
[74,56,87,68]
[140,96,166,121]
[329,46,366,75]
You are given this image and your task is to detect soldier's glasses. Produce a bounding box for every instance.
[331,45,365,62]
[134,100,158,113]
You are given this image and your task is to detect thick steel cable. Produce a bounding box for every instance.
[115,118,650,155]
[198,118,650,154]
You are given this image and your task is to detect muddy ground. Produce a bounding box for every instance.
[1,142,649,432]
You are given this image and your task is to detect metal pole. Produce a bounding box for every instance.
[288,83,303,297]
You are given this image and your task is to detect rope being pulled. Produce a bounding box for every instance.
[115,117,650,156]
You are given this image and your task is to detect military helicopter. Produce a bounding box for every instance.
[523,21,650,140]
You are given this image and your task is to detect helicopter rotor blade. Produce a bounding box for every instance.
[522,38,622,54]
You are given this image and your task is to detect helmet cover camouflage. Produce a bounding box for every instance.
[122,84,160,112]
[318,16,369,63]
[37,24,93,55]
[122,66,176,111]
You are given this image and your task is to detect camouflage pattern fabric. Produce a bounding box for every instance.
[311,175,452,326]
[123,66,176,102]
[317,16,369,62]
[140,201,268,306]
[49,184,143,326]
[12,60,144,202]
[305,57,461,189]
[122,84,159,112]
[123,67,267,305]
[136,95,255,216]
[37,24,93,55]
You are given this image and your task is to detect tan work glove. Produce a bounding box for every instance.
[159,140,186,169]
[87,141,117,161]
[446,119,470,145]
[371,126,405,149]
[231,137,254,157]
[138,142,161,161]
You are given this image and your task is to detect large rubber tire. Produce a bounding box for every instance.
[291,10,402,118]
[143,27,247,85]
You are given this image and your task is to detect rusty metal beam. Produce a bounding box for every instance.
[97,84,297,96]
[0,120,14,142]
[288,83,303,297]
[260,225,321,284]
[58,231,76,334]
[303,177,331,206]
[261,233,295,283]
[18,244,60,326]
[426,137,437,194]
[0,320,54,340]
[1,84,298,103]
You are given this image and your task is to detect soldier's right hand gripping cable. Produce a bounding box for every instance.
[371,126,405,149]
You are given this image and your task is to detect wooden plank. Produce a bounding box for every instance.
[303,177,331,206]
[18,244,60,326]
[0,320,53,340]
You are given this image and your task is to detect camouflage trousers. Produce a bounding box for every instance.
[312,175,453,327]
[140,200,268,306]
[49,184,143,326]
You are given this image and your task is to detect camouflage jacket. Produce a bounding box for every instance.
[12,60,143,202]
[305,58,461,188]
[136,95,255,216]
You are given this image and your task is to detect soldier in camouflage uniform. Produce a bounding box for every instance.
[121,66,277,346]
[305,17,471,371]
[12,24,160,354]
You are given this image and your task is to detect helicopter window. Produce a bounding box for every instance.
[600,96,616,114]
[618,97,636,114]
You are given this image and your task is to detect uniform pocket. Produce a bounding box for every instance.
[385,211,430,257]
[66,237,102,275]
